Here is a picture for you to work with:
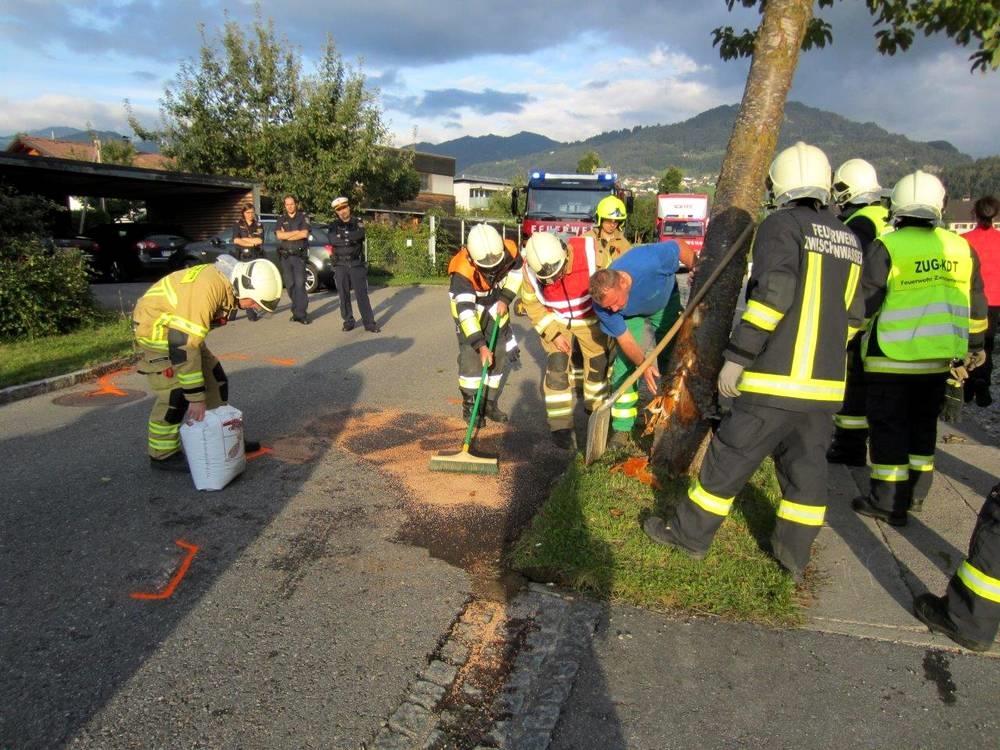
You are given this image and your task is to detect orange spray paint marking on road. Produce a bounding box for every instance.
[265,357,298,367]
[246,446,273,460]
[218,353,252,361]
[446,397,463,406]
[610,457,661,489]
[85,371,129,398]
[130,539,200,601]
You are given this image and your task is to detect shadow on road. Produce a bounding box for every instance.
[0,335,415,747]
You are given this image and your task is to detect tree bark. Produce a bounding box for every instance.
[650,0,814,477]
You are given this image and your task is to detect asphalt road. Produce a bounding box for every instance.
[1,283,554,748]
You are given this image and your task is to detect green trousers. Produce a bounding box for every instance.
[610,287,682,433]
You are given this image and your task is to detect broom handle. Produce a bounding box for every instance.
[462,316,501,450]
[603,222,755,406]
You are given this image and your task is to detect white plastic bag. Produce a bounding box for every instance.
[180,404,246,491]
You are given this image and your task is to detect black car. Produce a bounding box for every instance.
[87,223,191,281]
[172,220,335,293]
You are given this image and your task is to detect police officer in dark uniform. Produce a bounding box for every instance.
[275,195,310,325]
[643,142,865,583]
[233,203,265,261]
[329,196,379,332]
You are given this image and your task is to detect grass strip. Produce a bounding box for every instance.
[0,313,135,389]
[370,274,449,287]
[510,454,801,625]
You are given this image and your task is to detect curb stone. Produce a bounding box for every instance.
[0,356,138,406]
[366,588,600,750]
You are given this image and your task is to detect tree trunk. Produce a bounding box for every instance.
[650,0,813,477]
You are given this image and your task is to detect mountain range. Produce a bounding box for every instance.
[0,126,161,154]
[412,101,973,186]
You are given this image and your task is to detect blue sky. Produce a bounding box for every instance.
[1,1,998,159]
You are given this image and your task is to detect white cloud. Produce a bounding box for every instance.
[0,95,157,136]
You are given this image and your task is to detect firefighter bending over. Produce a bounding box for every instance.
[132,256,283,471]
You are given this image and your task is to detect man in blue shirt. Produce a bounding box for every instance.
[590,241,692,448]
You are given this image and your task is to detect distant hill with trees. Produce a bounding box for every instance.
[410,131,560,173]
[941,156,1000,199]
[420,101,976,186]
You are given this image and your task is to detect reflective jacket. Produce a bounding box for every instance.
[582,227,631,269]
[862,225,988,375]
[132,264,237,402]
[521,235,601,342]
[725,203,865,411]
[448,239,522,351]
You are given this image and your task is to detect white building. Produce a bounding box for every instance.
[454,175,511,211]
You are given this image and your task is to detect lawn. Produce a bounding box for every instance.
[0,313,135,389]
[510,453,802,625]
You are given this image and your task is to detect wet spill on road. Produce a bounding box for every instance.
[267,407,573,601]
[922,650,958,705]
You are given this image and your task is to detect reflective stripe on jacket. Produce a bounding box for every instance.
[866,227,972,370]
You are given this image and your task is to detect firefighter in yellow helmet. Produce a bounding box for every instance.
[132,255,282,471]
[826,158,893,466]
[447,223,523,424]
[643,142,865,582]
[852,171,988,525]
[584,195,632,269]
[521,231,611,449]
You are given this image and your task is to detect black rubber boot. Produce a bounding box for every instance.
[483,401,509,424]
[913,593,991,651]
[642,516,707,560]
[462,395,485,427]
[852,495,907,527]
[150,453,188,473]
[551,429,574,450]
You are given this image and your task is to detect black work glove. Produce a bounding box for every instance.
[940,378,964,423]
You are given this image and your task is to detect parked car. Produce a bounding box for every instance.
[171,220,335,293]
[43,235,100,275]
[87,223,192,282]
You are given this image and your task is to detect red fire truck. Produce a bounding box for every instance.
[511,171,633,243]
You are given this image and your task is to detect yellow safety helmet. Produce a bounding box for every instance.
[596,195,627,222]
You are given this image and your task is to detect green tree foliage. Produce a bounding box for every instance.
[657,167,684,194]
[625,194,657,244]
[942,156,1000,199]
[0,187,97,340]
[714,0,1000,72]
[576,150,601,174]
[129,14,419,213]
[653,0,998,475]
[99,138,137,166]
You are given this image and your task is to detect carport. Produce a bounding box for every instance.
[0,152,260,239]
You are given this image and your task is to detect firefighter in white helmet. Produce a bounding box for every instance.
[521,232,611,449]
[447,223,523,425]
[852,170,988,525]
[826,158,893,466]
[132,256,282,471]
[643,142,865,583]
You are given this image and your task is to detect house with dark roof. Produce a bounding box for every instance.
[6,135,173,171]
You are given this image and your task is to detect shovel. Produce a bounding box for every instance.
[585,222,755,465]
